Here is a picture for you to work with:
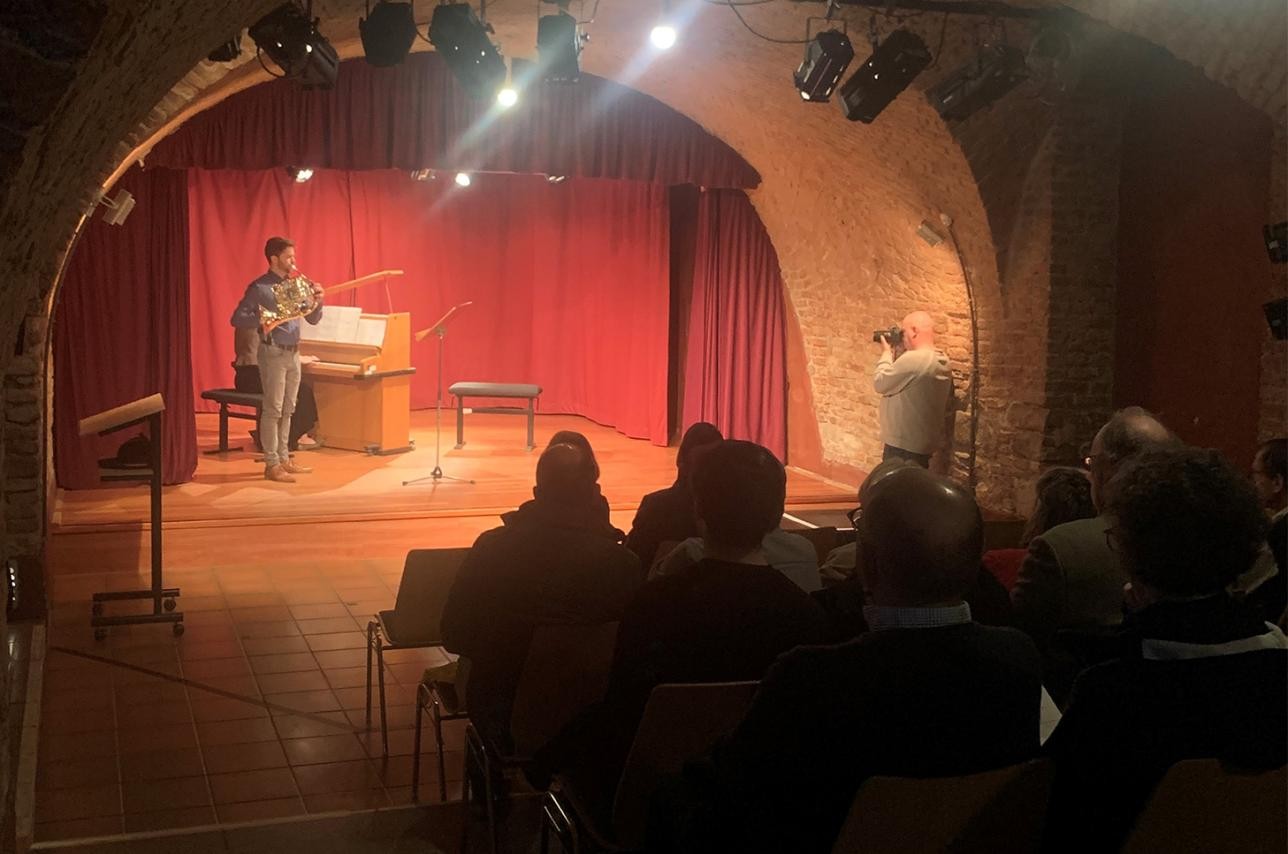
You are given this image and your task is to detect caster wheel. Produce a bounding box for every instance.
[91,603,103,616]
[94,629,107,641]
[163,598,176,612]
[173,623,185,637]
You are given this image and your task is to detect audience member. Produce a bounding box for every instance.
[651,527,821,592]
[1043,448,1287,852]
[440,443,642,751]
[533,440,825,815]
[624,422,723,569]
[872,310,953,468]
[983,467,1094,591]
[819,458,912,584]
[650,466,1042,853]
[1242,438,1287,623]
[1011,407,1177,704]
[530,429,622,541]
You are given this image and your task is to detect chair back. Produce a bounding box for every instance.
[792,526,838,566]
[647,539,682,578]
[611,680,760,847]
[387,547,471,645]
[1123,759,1287,854]
[509,621,619,756]
[830,759,1053,854]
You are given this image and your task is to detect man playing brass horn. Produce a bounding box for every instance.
[230,236,324,483]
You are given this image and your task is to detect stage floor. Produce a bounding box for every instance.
[48,411,856,585]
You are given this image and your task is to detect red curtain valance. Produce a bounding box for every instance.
[149,52,760,189]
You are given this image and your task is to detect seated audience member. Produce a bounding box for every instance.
[531,430,622,541]
[983,467,1095,591]
[1011,407,1177,704]
[533,440,825,813]
[651,466,1042,853]
[625,422,723,569]
[1242,437,1287,623]
[440,443,642,751]
[651,527,821,592]
[819,459,912,585]
[1043,448,1288,852]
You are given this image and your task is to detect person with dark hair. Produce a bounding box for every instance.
[524,430,622,541]
[229,236,324,483]
[441,443,642,751]
[1244,438,1287,622]
[651,467,1042,853]
[1011,406,1179,703]
[1043,448,1287,852]
[533,441,824,813]
[624,422,724,569]
[983,467,1095,591]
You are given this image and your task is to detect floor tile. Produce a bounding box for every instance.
[41,706,118,736]
[208,767,299,804]
[255,669,330,695]
[302,788,391,813]
[33,783,122,823]
[215,796,307,824]
[249,653,318,675]
[296,617,361,636]
[237,621,302,639]
[117,722,200,755]
[39,729,117,764]
[323,667,368,689]
[202,740,289,775]
[271,712,354,740]
[114,681,188,708]
[181,657,254,681]
[191,696,271,723]
[178,640,245,661]
[37,757,119,791]
[312,649,366,669]
[123,805,216,833]
[196,717,280,747]
[289,604,351,621]
[116,700,193,730]
[306,632,367,652]
[282,734,367,766]
[264,690,341,714]
[347,705,416,731]
[121,776,211,813]
[34,815,124,842]
[292,759,383,795]
[230,606,294,623]
[241,635,310,656]
[119,747,206,782]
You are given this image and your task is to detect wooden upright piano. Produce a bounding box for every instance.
[299,306,415,454]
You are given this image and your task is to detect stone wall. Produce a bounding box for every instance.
[1262,121,1288,443]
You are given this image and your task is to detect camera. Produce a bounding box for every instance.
[872,326,903,345]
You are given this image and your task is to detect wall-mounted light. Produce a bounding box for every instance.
[98,189,136,226]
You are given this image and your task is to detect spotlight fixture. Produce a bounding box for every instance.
[286,166,314,183]
[248,3,339,89]
[410,168,435,181]
[537,9,582,82]
[208,32,243,63]
[454,172,472,187]
[547,175,567,184]
[916,220,945,247]
[98,189,136,227]
[926,44,1029,122]
[497,86,519,109]
[650,24,677,50]
[795,29,854,103]
[836,29,931,123]
[1264,221,1288,264]
[360,1,417,67]
[429,3,507,101]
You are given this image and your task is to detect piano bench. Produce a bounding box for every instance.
[200,389,263,455]
[447,382,542,451]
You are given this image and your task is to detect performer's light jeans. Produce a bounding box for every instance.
[257,342,300,468]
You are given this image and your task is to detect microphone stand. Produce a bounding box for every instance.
[403,301,475,487]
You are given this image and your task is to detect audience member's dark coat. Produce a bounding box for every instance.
[441,497,642,750]
[1043,595,1288,853]
[1246,512,1287,624]
[624,481,699,571]
[653,623,1042,853]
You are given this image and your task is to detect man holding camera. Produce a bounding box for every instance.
[872,310,952,468]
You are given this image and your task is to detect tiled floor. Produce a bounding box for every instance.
[35,558,466,842]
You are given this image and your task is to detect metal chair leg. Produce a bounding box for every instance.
[364,620,377,730]
[483,746,498,854]
[412,683,426,802]
[433,697,449,802]
[376,637,389,755]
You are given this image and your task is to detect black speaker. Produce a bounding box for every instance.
[837,29,932,123]
[1264,222,1288,264]
[360,1,417,67]
[1265,298,1288,340]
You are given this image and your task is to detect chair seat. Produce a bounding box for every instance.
[448,382,542,399]
[377,609,443,647]
[200,388,263,407]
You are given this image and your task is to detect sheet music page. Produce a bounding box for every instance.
[301,305,362,342]
[356,316,387,348]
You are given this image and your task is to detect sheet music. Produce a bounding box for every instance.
[356,316,387,348]
[301,305,362,342]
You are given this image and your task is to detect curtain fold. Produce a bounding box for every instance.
[681,189,788,460]
[188,169,670,444]
[53,167,197,489]
[148,53,760,190]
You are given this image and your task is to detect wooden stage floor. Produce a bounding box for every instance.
[48,411,856,585]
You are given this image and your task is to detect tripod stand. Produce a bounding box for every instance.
[403,301,474,487]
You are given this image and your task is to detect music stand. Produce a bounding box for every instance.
[78,393,184,639]
[404,301,475,487]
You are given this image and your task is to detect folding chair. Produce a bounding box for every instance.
[365,547,470,756]
[542,680,760,853]
[791,526,839,566]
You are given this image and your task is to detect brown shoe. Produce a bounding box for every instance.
[282,460,313,475]
[265,464,296,483]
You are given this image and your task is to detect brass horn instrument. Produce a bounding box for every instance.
[259,269,405,333]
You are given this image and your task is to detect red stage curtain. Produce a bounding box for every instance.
[681,189,788,459]
[149,53,759,190]
[188,169,670,444]
[54,168,197,489]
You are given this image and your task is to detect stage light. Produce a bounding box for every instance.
[537,10,582,82]
[650,24,677,50]
[455,172,472,187]
[248,3,339,89]
[410,169,435,181]
[795,30,854,103]
[926,44,1028,122]
[547,175,567,184]
[287,166,314,183]
[429,3,507,101]
[916,220,945,247]
[208,32,243,63]
[836,29,932,123]
[98,189,136,227]
[360,1,417,67]
[497,86,519,109]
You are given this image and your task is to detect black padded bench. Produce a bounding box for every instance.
[200,388,262,454]
[448,382,542,451]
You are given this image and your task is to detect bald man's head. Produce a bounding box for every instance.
[900,310,936,350]
[534,443,596,505]
[1089,407,1179,510]
[860,467,983,606]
